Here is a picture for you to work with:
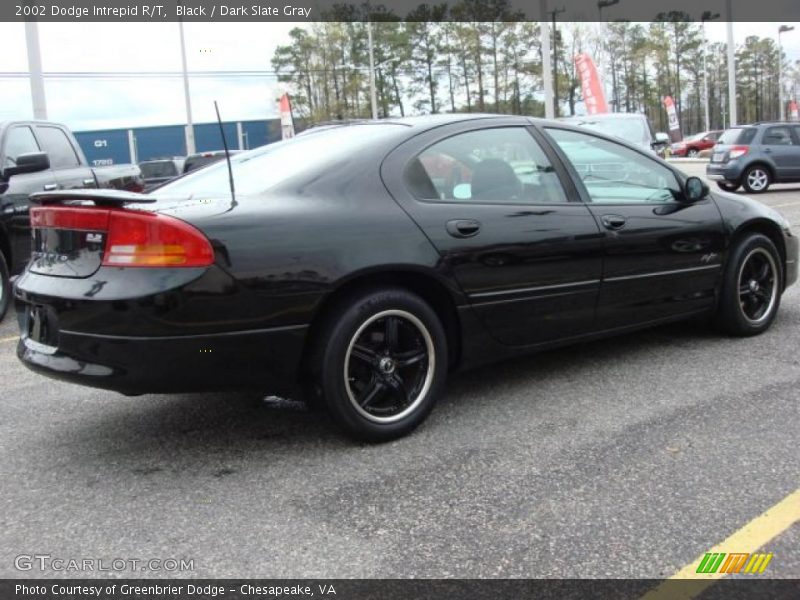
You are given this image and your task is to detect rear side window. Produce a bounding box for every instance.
[3,126,40,168]
[35,126,80,168]
[718,128,756,145]
[762,126,796,146]
[405,127,568,204]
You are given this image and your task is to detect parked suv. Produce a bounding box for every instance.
[707,123,800,193]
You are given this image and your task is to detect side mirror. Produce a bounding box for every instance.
[684,176,708,202]
[2,152,50,179]
[652,132,670,148]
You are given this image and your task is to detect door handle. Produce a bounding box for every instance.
[601,214,627,231]
[43,183,58,191]
[446,219,481,238]
[764,148,772,154]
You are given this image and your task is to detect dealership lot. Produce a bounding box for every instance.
[0,168,798,579]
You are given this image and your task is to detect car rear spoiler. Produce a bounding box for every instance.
[29,189,156,206]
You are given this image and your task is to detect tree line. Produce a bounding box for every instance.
[271,6,800,135]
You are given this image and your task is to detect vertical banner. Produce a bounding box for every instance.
[790,100,799,122]
[279,93,295,139]
[663,96,682,142]
[574,53,608,115]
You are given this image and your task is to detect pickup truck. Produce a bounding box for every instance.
[0,120,144,319]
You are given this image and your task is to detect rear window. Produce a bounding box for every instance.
[162,124,405,197]
[140,161,178,179]
[183,155,224,174]
[718,128,756,145]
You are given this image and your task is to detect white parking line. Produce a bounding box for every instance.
[0,336,18,344]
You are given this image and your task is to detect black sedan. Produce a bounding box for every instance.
[13,115,798,441]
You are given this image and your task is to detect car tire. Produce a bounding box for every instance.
[0,250,10,322]
[716,181,740,192]
[742,165,771,193]
[715,233,782,337]
[308,287,448,442]
[687,148,699,158]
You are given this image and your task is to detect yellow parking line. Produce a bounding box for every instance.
[0,335,18,344]
[642,488,800,600]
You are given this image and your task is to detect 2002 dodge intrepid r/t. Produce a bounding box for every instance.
[14,114,798,441]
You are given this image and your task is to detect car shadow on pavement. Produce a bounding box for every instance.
[49,316,725,467]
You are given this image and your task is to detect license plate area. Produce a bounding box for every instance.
[711,153,725,163]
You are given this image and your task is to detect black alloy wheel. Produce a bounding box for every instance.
[309,287,447,441]
[716,233,782,336]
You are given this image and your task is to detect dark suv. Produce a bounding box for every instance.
[707,123,800,193]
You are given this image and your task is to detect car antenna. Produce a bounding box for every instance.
[214,100,236,206]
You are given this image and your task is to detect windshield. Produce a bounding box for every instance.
[718,128,756,145]
[161,124,405,197]
[570,118,648,144]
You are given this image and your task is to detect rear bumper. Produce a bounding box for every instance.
[13,265,312,396]
[16,323,308,396]
[706,162,745,182]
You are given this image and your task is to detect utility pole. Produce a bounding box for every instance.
[701,11,720,132]
[367,20,378,120]
[725,0,737,126]
[778,25,795,121]
[540,0,554,118]
[549,6,565,118]
[178,20,196,155]
[24,21,47,119]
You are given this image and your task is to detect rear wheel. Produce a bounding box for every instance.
[742,165,771,193]
[687,148,699,158]
[0,251,10,322]
[715,233,782,336]
[716,181,740,192]
[308,288,447,442]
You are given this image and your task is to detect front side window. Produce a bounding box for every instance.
[405,127,568,204]
[3,126,40,168]
[35,126,80,168]
[546,128,682,204]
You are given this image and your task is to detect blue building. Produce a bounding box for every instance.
[74,119,283,166]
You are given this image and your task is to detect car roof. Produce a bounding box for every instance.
[559,113,647,121]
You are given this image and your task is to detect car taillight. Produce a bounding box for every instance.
[729,146,749,159]
[30,206,214,268]
[104,210,214,267]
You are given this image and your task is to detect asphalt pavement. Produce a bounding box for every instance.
[0,164,798,580]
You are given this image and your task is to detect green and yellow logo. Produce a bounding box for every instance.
[696,552,773,574]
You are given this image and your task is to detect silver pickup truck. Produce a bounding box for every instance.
[0,120,144,319]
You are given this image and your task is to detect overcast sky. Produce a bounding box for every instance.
[0,21,798,132]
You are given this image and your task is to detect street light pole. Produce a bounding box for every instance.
[540,0,554,119]
[701,11,720,132]
[24,21,47,119]
[778,25,795,121]
[725,0,737,126]
[178,20,196,155]
[549,6,565,117]
[597,0,620,113]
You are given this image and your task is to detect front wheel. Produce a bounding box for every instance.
[0,251,10,322]
[742,165,771,193]
[309,288,448,442]
[715,233,782,336]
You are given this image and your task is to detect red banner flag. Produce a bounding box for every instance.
[279,93,295,139]
[790,100,799,122]
[574,53,608,115]
[663,95,682,142]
